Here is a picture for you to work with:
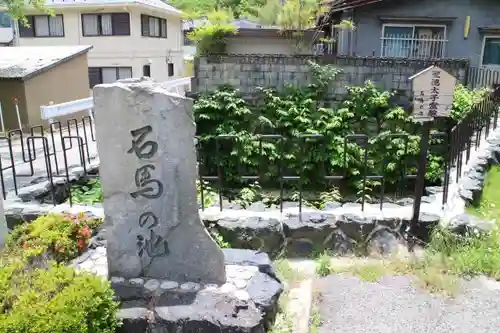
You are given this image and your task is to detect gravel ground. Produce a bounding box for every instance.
[314,274,500,333]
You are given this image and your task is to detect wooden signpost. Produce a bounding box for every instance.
[408,65,456,246]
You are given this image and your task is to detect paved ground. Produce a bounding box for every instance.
[314,274,500,333]
[0,124,98,194]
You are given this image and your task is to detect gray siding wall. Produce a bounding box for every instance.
[350,0,500,65]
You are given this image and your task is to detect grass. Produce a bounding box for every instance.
[309,306,322,333]
[466,165,500,220]
[314,166,500,296]
[269,259,304,333]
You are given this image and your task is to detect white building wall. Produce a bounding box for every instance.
[15,6,184,81]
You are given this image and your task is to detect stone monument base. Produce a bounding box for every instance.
[111,249,283,333]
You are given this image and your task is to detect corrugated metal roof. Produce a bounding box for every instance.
[43,0,182,16]
[0,45,93,80]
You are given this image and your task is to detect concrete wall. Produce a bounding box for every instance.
[16,6,184,81]
[192,55,468,98]
[349,0,500,66]
[24,53,91,128]
[225,35,317,55]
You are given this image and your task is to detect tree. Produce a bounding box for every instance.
[169,0,218,17]
[0,0,51,22]
[256,0,355,51]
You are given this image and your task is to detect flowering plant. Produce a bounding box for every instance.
[8,213,102,263]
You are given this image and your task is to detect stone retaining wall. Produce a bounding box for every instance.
[192,55,469,100]
[444,126,500,233]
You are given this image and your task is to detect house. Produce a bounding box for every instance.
[183,18,322,56]
[0,12,14,46]
[322,0,500,67]
[0,45,92,129]
[6,0,184,87]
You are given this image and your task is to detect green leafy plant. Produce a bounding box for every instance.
[451,84,489,121]
[197,180,217,208]
[70,179,102,205]
[6,213,102,263]
[0,213,119,333]
[70,178,216,208]
[0,260,120,333]
[315,251,332,277]
[234,182,263,208]
[187,10,237,55]
[208,228,231,248]
[194,61,471,199]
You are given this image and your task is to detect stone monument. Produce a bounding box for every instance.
[93,77,225,283]
[93,78,282,333]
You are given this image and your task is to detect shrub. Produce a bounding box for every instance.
[194,62,450,195]
[6,213,102,263]
[187,10,237,55]
[0,260,120,333]
[451,84,489,121]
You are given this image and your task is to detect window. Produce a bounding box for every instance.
[184,32,193,45]
[168,63,174,77]
[481,37,500,67]
[19,15,64,37]
[0,12,12,28]
[82,13,130,36]
[141,14,167,38]
[143,64,151,77]
[380,24,447,59]
[88,67,132,88]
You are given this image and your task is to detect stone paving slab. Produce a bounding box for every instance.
[313,274,500,333]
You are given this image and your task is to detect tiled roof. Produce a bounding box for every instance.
[0,45,92,80]
[183,18,280,31]
[44,0,182,15]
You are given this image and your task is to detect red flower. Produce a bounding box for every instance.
[23,242,29,249]
[77,239,86,250]
[79,226,90,238]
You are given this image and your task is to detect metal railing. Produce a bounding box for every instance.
[448,93,500,185]
[466,67,500,90]
[0,116,96,202]
[0,73,498,225]
[380,37,447,59]
[40,97,94,121]
[38,77,193,123]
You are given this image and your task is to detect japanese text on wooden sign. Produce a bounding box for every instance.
[410,65,456,119]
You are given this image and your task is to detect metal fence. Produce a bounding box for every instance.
[0,118,449,212]
[465,66,500,90]
[0,116,96,202]
[448,93,500,184]
[0,75,498,230]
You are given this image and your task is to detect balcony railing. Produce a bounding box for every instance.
[380,36,448,59]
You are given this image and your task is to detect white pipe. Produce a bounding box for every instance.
[0,102,5,134]
[14,101,21,130]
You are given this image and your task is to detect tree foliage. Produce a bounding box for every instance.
[0,0,51,22]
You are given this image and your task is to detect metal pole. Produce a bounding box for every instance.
[0,102,5,134]
[410,120,431,247]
